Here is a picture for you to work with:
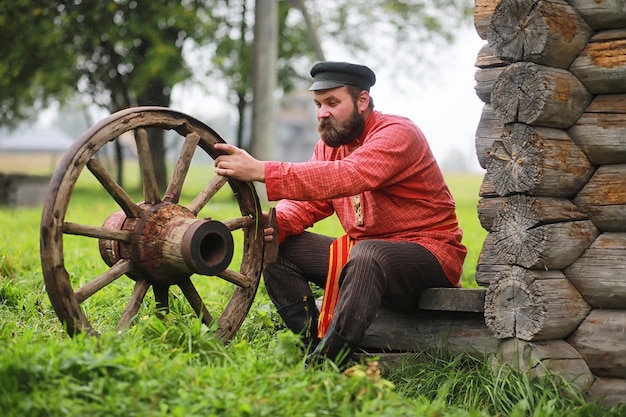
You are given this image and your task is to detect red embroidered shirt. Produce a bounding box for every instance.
[264,111,467,286]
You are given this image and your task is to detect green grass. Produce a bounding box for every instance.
[0,169,623,416]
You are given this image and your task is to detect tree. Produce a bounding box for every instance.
[1,0,473,178]
[1,1,218,189]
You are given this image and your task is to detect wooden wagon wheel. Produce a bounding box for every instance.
[40,106,266,342]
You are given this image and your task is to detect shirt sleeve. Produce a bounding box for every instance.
[274,198,335,243]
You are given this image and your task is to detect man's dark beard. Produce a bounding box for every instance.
[318,105,365,147]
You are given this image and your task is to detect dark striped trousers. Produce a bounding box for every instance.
[263,231,453,344]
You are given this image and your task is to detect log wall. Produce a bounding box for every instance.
[474,0,626,408]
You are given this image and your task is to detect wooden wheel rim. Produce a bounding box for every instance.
[40,106,264,342]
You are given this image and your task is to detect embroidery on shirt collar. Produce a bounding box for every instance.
[351,194,363,226]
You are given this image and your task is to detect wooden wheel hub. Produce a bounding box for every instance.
[99,203,234,286]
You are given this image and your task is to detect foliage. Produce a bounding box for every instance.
[1,173,624,415]
[0,0,473,128]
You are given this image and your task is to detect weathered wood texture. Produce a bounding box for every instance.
[565,233,626,309]
[493,338,594,392]
[484,123,592,197]
[418,287,486,313]
[568,94,626,165]
[566,0,626,30]
[488,0,592,68]
[485,266,591,341]
[489,195,598,269]
[474,0,500,40]
[587,378,626,409]
[361,309,496,357]
[478,194,588,231]
[568,309,626,379]
[573,164,626,232]
[475,105,505,168]
[475,233,509,287]
[474,67,506,103]
[491,62,592,129]
[474,44,508,103]
[570,29,626,95]
[477,196,508,231]
[473,0,626,403]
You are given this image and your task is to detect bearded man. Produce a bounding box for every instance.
[214,61,466,368]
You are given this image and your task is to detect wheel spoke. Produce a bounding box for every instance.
[216,269,254,288]
[188,175,228,216]
[153,285,170,314]
[134,127,161,204]
[87,158,142,218]
[117,279,150,331]
[178,278,213,325]
[75,259,133,303]
[222,215,255,231]
[164,132,200,204]
[63,222,131,242]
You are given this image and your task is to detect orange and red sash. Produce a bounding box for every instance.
[317,234,354,338]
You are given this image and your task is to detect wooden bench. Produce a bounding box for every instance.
[360,287,496,358]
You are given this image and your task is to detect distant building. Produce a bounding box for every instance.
[0,126,75,174]
[276,88,318,162]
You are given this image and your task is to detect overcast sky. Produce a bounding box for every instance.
[361,27,487,172]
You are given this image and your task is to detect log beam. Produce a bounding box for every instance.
[493,338,594,392]
[361,310,496,357]
[566,0,626,30]
[491,62,592,129]
[568,94,626,165]
[488,0,592,68]
[484,123,592,197]
[568,309,626,379]
[573,164,626,232]
[570,29,626,95]
[485,266,591,341]
[565,233,626,309]
[490,195,598,270]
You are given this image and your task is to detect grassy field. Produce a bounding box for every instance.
[0,167,622,416]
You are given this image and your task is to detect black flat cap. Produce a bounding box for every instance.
[309,61,376,91]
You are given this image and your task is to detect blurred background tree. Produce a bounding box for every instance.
[0,0,472,189]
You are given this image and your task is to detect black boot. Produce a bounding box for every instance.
[277,296,320,351]
[305,326,357,369]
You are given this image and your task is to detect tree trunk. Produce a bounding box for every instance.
[251,0,278,202]
[493,338,594,392]
[568,309,626,378]
[565,233,626,308]
[484,123,592,197]
[570,29,626,95]
[487,0,592,68]
[137,78,170,193]
[491,62,592,128]
[568,94,626,165]
[485,266,591,341]
[573,164,626,232]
